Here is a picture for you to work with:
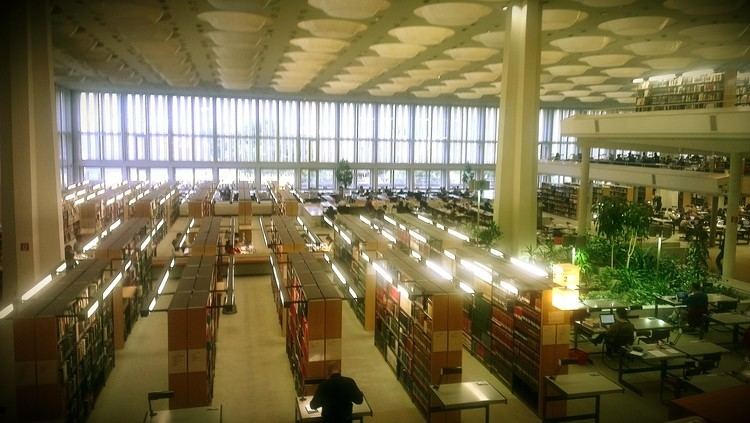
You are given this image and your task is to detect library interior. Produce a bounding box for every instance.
[3,1,750,422]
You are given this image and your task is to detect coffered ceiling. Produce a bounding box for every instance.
[50,0,750,106]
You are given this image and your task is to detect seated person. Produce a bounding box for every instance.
[64,244,77,270]
[320,235,334,252]
[310,364,363,423]
[684,282,708,329]
[593,308,635,355]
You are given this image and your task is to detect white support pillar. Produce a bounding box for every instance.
[577,144,592,236]
[722,153,744,279]
[493,0,542,255]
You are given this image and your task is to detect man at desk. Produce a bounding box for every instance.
[310,365,363,422]
[684,282,708,330]
[593,308,635,356]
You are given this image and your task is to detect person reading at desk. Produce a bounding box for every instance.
[684,282,708,330]
[592,308,635,356]
[310,364,363,422]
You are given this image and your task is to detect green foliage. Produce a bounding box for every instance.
[584,266,671,305]
[594,197,652,268]
[682,225,710,285]
[461,163,475,186]
[335,159,353,191]
[471,221,503,247]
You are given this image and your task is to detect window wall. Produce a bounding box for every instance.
[73,91,504,190]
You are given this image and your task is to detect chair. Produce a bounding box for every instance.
[636,329,671,345]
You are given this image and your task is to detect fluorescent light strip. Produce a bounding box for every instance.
[417,215,433,225]
[157,219,165,230]
[409,230,427,244]
[373,263,393,283]
[86,193,95,200]
[332,264,347,285]
[0,304,14,319]
[399,224,407,230]
[110,219,121,231]
[411,250,422,260]
[436,223,445,230]
[83,238,98,252]
[384,215,397,226]
[359,215,371,226]
[140,235,152,252]
[74,199,84,206]
[77,189,87,196]
[159,198,166,205]
[106,198,115,206]
[56,262,67,273]
[101,230,108,239]
[149,298,157,311]
[340,231,352,245]
[490,248,504,258]
[361,252,370,263]
[86,300,100,319]
[97,189,105,195]
[444,250,456,261]
[157,271,170,295]
[296,216,303,226]
[459,282,475,294]
[103,273,123,300]
[426,260,452,280]
[510,257,548,278]
[189,218,195,228]
[323,216,333,227]
[348,287,358,299]
[324,253,330,263]
[170,258,175,268]
[116,193,124,200]
[64,193,75,201]
[448,229,470,242]
[128,198,136,205]
[125,189,132,196]
[381,230,396,244]
[124,260,132,271]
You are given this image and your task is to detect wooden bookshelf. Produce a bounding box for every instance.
[237,181,253,226]
[539,182,634,219]
[372,248,463,422]
[266,216,307,332]
[130,184,179,226]
[167,253,219,409]
[187,182,216,218]
[330,215,385,330]
[12,259,113,422]
[286,252,342,395]
[635,72,725,111]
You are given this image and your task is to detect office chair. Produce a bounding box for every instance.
[635,329,671,345]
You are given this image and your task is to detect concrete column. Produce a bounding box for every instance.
[709,195,718,247]
[577,144,591,236]
[493,0,542,255]
[0,0,62,305]
[722,153,744,279]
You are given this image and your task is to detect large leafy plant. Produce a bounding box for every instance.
[335,159,353,196]
[471,221,503,247]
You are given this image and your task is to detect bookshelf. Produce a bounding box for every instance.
[635,72,725,111]
[12,259,113,422]
[330,215,385,330]
[167,253,219,409]
[286,252,342,395]
[266,216,307,332]
[736,73,750,107]
[237,181,253,226]
[187,182,216,218]
[372,248,463,422]
[539,182,634,219]
[130,184,179,226]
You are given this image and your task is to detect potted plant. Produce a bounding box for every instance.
[461,163,475,188]
[471,221,503,248]
[335,159,353,198]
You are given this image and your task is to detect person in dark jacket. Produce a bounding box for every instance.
[593,308,635,356]
[310,367,363,422]
[684,282,709,329]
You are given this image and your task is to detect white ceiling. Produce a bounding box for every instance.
[50,0,750,106]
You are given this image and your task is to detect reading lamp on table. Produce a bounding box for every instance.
[433,366,462,390]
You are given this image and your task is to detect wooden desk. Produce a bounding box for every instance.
[680,374,745,394]
[672,341,729,359]
[582,299,629,311]
[619,344,686,398]
[145,406,222,423]
[669,384,750,421]
[429,381,507,423]
[708,312,750,344]
[295,395,372,422]
[543,372,623,423]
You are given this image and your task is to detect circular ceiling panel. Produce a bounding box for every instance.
[616,97,636,104]
[377,83,409,92]
[297,19,367,39]
[208,0,270,12]
[406,69,443,79]
[579,96,606,102]
[414,2,493,27]
[601,67,650,78]
[442,79,474,89]
[444,47,499,61]
[578,54,634,67]
[598,16,674,36]
[642,57,696,70]
[412,90,440,98]
[284,51,337,63]
[663,0,746,15]
[290,37,350,53]
[423,59,470,71]
[473,86,501,95]
[463,71,498,82]
[369,89,396,97]
[356,56,405,68]
[205,31,263,47]
[388,26,455,46]
[541,94,565,102]
[542,9,588,31]
[561,90,591,97]
[568,75,610,85]
[542,82,575,91]
[335,74,373,83]
[545,65,591,76]
[344,65,386,75]
[589,84,622,92]
[693,45,750,60]
[680,23,749,43]
[472,31,505,49]
[456,92,483,99]
[197,11,269,32]
[550,36,614,53]
[321,86,351,94]
[541,50,569,65]
[485,63,503,74]
[309,0,390,20]
[603,91,634,98]
[624,40,682,56]
[370,43,427,58]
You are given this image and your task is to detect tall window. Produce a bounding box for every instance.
[56,89,74,185]
[149,95,169,160]
[357,104,374,163]
[259,99,277,162]
[279,100,298,162]
[339,102,355,162]
[79,92,121,160]
[126,94,147,161]
[319,102,336,163]
[217,98,237,162]
[394,104,411,163]
[300,101,317,163]
[377,104,393,163]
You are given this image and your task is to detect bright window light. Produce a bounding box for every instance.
[417,215,433,225]
[511,257,548,278]
[448,228,470,242]
[86,301,100,318]
[426,260,452,280]
[373,262,393,283]
[103,273,123,300]
[0,303,14,319]
[459,281,475,294]
[397,285,410,298]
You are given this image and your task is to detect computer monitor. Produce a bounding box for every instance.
[599,313,615,326]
